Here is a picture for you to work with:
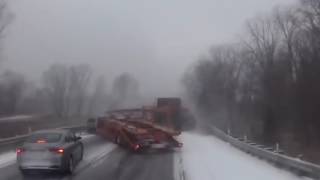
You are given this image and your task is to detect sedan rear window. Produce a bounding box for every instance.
[26,133,62,143]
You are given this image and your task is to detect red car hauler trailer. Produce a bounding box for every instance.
[94,98,187,151]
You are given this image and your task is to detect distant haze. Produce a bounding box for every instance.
[3,0,296,96]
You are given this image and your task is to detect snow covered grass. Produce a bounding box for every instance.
[0,115,33,122]
[173,151,185,180]
[179,132,312,180]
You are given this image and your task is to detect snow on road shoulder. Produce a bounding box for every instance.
[0,151,16,169]
[179,132,310,180]
[75,138,117,172]
[83,142,116,163]
[174,150,185,180]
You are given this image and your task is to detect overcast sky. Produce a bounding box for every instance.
[3,0,296,96]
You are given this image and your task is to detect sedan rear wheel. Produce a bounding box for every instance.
[67,157,74,174]
[80,145,84,161]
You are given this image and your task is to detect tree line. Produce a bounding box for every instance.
[0,64,141,119]
[184,0,320,161]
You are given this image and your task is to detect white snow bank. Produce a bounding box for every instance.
[0,151,16,168]
[180,132,311,180]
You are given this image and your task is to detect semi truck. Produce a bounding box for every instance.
[89,98,195,151]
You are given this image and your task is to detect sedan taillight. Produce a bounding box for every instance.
[16,148,24,155]
[49,148,64,154]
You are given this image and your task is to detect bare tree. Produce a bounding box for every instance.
[0,0,13,68]
[69,64,92,116]
[87,76,108,116]
[273,6,301,81]
[110,73,140,109]
[183,44,243,131]
[244,15,280,68]
[243,15,287,142]
[0,0,12,39]
[18,85,48,114]
[43,64,93,118]
[43,64,71,118]
[299,0,320,58]
[0,70,26,114]
[183,0,320,163]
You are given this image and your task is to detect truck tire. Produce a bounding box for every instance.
[19,168,29,175]
[116,136,121,145]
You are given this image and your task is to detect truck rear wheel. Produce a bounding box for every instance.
[19,168,29,175]
[116,136,121,145]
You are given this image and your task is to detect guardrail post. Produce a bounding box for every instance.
[275,143,279,153]
[211,125,320,178]
[227,128,231,136]
[28,126,32,133]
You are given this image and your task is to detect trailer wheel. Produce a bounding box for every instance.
[116,136,121,145]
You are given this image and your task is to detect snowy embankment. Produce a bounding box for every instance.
[0,151,16,169]
[0,115,34,122]
[179,132,311,180]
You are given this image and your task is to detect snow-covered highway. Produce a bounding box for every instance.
[0,132,313,180]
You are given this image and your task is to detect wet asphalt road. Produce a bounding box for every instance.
[0,135,175,180]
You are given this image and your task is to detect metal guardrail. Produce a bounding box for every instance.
[210,126,320,179]
[62,125,87,132]
[0,125,86,147]
[0,135,29,146]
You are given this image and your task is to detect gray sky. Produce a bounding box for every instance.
[3,0,296,96]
